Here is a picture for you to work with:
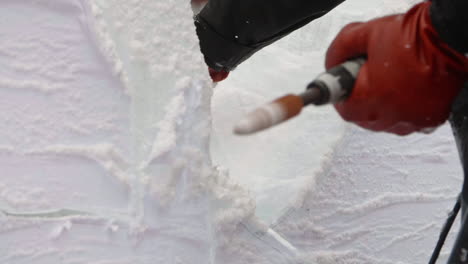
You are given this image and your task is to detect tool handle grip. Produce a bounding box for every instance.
[303,58,365,106]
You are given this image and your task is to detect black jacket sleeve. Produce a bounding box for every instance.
[194,0,345,71]
[430,0,468,55]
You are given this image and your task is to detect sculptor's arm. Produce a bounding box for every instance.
[194,0,345,71]
[430,0,468,55]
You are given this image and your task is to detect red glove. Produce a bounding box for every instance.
[191,0,208,15]
[208,67,229,82]
[326,2,468,135]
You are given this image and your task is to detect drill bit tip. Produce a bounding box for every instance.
[233,95,303,135]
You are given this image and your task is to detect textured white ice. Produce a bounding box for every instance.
[0,0,462,263]
[0,0,297,263]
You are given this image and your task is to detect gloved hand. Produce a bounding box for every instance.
[191,0,208,15]
[326,2,468,135]
[208,67,229,82]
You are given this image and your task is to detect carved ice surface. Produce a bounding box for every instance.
[0,0,462,264]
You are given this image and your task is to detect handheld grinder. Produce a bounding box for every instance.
[233,59,365,135]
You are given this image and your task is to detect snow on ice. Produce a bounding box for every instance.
[0,0,461,263]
